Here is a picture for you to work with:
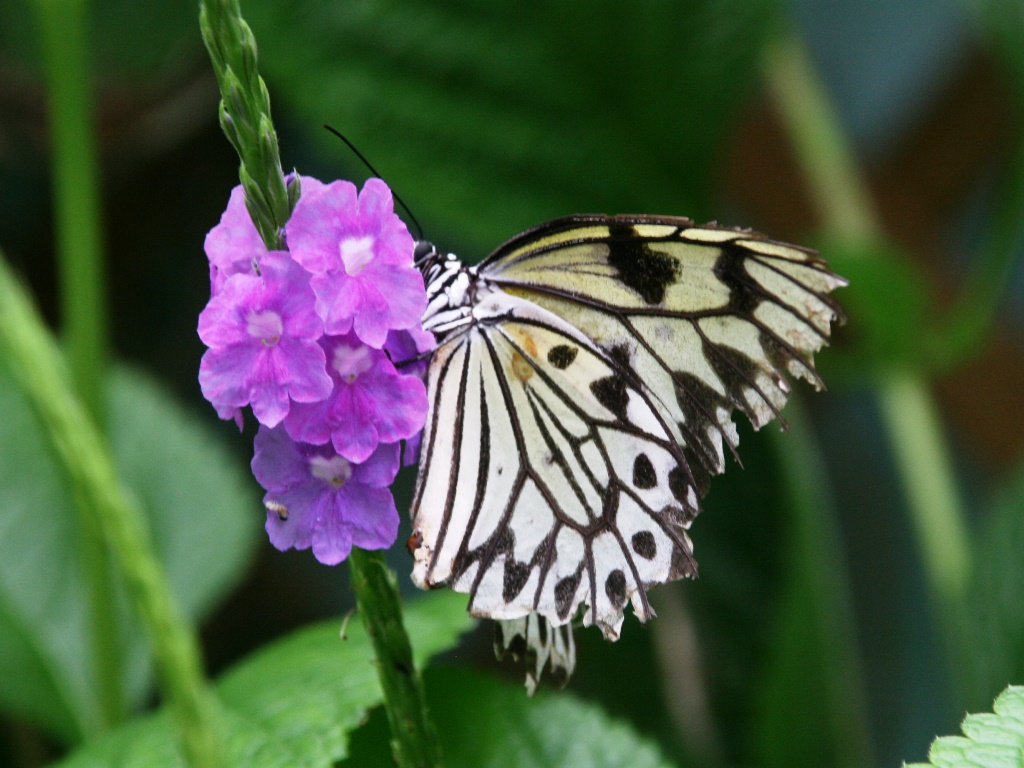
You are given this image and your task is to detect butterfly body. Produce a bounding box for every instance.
[409,215,845,689]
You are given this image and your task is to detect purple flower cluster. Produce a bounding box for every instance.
[199,177,432,565]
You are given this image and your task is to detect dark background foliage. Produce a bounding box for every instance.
[0,0,1022,766]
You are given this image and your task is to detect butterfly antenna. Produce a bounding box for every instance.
[322,125,425,240]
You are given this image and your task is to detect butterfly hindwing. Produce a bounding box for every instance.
[411,293,697,639]
[495,614,576,696]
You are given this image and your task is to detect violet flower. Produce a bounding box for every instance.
[286,178,426,348]
[254,426,401,564]
[284,333,428,463]
[198,252,332,428]
[204,184,269,296]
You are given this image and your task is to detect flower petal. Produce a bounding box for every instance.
[339,483,400,552]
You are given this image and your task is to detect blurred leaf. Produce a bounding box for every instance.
[751,402,872,768]
[0,359,91,742]
[0,1,200,81]
[53,590,474,767]
[817,237,933,379]
[346,666,678,768]
[962,458,1024,710]
[970,0,1024,116]
[0,362,258,743]
[109,366,260,707]
[246,0,777,250]
[905,685,1024,768]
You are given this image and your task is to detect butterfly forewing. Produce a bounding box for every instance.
[480,216,845,473]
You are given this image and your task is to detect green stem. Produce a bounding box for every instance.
[0,257,222,768]
[763,36,881,244]
[32,0,120,729]
[197,1,442,762]
[349,549,444,768]
[199,0,294,250]
[876,370,969,606]
[765,28,971,668]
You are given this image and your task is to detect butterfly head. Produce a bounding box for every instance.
[416,241,481,339]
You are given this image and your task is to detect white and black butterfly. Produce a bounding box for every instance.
[408,215,845,693]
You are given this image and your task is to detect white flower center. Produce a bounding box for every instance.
[340,235,376,276]
[309,455,353,487]
[246,310,283,346]
[332,343,374,383]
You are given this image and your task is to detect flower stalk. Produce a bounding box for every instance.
[199,0,293,250]
[349,549,444,767]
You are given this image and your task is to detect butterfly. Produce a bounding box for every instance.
[407,214,845,692]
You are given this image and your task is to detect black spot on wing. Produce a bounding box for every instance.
[632,454,657,489]
[631,531,657,560]
[590,375,629,420]
[494,526,514,555]
[503,559,531,602]
[713,242,763,314]
[607,344,633,370]
[605,569,627,608]
[668,465,696,515]
[606,221,680,305]
[555,570,582,620]
[668,466,700,525]
[547,344,578,369]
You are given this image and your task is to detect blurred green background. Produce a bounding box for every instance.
[1,0,1023,766]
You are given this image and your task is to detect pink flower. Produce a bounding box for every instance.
[199,253,332,427]
[254,426,401,565]
[286,178,425,348]
[284,333,429,462]
[199,178,433,564]
[204,185,268,296]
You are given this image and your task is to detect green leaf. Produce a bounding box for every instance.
[0,362,258,743]
[430,667,677,768]
[109,367,260,705]
[52,590,474,767]
[905,685,1024,768]
[245,0,776,249]
[345,666,678,768]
